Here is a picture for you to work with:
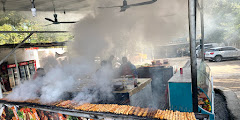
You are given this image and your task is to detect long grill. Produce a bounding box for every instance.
[0,99,199,120]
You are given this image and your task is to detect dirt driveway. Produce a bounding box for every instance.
[206,59,240,100]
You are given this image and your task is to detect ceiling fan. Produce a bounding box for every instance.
[44,0,76,26]
[99,0,157,12]
[45,14,76,25]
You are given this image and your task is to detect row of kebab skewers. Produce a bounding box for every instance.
[54,100,196,120]
[2,99,197,120]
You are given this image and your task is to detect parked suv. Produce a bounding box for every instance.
[205,46,240,62]
[196,43,221,57]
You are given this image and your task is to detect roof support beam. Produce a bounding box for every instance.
[0,33,34,66]
[0,31,68,33]
[0,31,69,65]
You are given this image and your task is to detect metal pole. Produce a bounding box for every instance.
[188,0,198,112]
[200,0,204,61]
[0,33,33,65]
[211,76,214,114]
[14,52,21,85]
[0,81,2,99]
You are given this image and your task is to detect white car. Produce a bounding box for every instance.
[196,43,221,58]
[205,46,240,62]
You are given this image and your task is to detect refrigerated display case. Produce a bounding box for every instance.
[25,65,30,80]
[28,60,36,77]
[7,60,36,88]
[19,62,29,81]
[7,64,17,88]
[7,69,14,88]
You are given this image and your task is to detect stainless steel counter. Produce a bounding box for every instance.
[113,78,152,96]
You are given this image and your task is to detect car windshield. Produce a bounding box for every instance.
[205,45,213,48]
[208,49,220,52]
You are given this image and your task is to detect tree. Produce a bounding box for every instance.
[204,0,240,46]
[0,12,73,45]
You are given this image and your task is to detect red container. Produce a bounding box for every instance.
[180,68,183,74]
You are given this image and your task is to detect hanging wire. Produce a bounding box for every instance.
[52,0,56,13]
[63,6,66,14]
[30,0,35,8]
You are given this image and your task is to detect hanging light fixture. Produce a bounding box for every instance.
[63,7,66,14]
[30,0,36,17]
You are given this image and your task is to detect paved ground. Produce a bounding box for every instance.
[206,59,240,101]
[214,92,231,120]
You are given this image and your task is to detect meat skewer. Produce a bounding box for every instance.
[0,98,197,119]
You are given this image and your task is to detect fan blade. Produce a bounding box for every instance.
[129,0,157,7]
[98,6,122,9]
[44,24,53,26]
[159,14,176,17]
[120,7,128,12]
[40,23,53,26]
[45,18,55,22]
[59,22,76,24]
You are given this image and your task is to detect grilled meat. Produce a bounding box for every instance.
[0,99,197,120]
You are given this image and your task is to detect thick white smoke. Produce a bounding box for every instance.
[73,65,114,104]
[6,0,188,104]
[6,77,43,101]
[39,67,75,103]
[70,0,189,59]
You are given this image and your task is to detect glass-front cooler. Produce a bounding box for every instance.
[7,64,17,88]
[28,60,36,78]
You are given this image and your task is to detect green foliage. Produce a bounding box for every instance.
[205,0,240,45]
[0,12,73,45]
[205,29,225,43]
[0,12,25,26]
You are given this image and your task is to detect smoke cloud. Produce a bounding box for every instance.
[6,77,42,101]
[6,0,188,104]
[71,0,189,58]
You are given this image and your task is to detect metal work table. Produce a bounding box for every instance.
[113,78,153,108]
[113,78,152,96]
[137,66,173,109]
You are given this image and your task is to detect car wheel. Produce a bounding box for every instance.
[214,56,222,62]
[209,59,213,62]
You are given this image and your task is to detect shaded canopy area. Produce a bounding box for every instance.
[1,0,88,12]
